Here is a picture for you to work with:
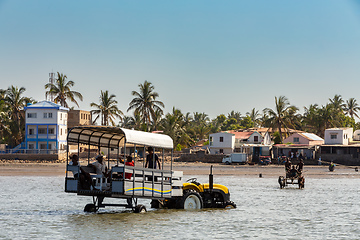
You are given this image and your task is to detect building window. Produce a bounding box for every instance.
[48,128,55,134]
[294,137,299,143]
[60,113,62,120]
[40,144,47,149]
[48,113,53,118]
[38,128,47,134]
[28,144,34,149]
[27,113,37,118]
[219,149,224,154]
[220,137,224,142]
[254,136,258,142]
[29,129,34,135]
[43,113,48,118]
[331,134,337,139]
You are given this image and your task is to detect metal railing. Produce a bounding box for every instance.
[0,149,66,154]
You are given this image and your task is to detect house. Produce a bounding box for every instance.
[68,109,92,129]
[209,132,235,154]
[284,132,324,146]
[24,101,69,153]
[274,133,324,160]
[324,128,353,145]
[209,130,272,161]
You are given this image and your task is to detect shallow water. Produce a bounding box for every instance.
[1,175,359,239]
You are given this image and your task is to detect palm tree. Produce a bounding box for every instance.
[127,81,164,131]
[227,111,242,123]
[263,96,299,142]
[90,90,123,126]
[345,98,360,119]
[329,94,345,113]
[45,72,83,108]
[246,108,260,127]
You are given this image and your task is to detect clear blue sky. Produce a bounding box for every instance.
[1,0,360,120]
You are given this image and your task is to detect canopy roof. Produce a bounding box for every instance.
[67,126,173,149]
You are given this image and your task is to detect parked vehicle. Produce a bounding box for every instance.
[222,153,248,165]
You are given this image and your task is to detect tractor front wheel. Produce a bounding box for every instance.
[223,201,237,209]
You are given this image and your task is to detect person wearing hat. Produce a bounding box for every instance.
[91,155,109,178]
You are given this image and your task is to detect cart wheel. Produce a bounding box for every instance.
[134,204,147,213]
[298,176,305,189]
[223,201,237,209]
[225,161,230,165]
[278,176,285,189]
[84,203,98,213]
[178,190,203,210]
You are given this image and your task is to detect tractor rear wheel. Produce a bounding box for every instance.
[178,190,203,210]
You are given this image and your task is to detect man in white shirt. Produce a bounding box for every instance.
[91,155,109,177]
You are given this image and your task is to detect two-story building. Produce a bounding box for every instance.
[209,130,272,161]
[24,101,69,153]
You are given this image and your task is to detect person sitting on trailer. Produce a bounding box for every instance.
[145,147,161,181]
[69,154,93,189]
[90,155,109,178]
[289,165,298,178]
[125,156,134,179]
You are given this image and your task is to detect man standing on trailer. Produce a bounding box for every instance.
[145,147,161,170]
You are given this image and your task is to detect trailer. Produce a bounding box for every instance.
[278,168,305,189]
[222,153,248,165]
[65,126,236,212]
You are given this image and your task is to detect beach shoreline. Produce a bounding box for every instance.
[0,161,359,178]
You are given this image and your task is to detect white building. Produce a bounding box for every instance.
[324,128,353,145]
[24,101,69,152]
[209,130,272,157]
[209,132,235,154]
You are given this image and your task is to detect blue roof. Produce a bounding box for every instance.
[24,100,69,111]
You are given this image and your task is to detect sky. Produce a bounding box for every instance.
[1,0,360,120]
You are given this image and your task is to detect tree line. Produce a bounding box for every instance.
[1,72,360,149]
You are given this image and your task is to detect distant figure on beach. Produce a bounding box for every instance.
[318,157,322,165]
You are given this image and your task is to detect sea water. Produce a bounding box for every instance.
[0,175,359,239]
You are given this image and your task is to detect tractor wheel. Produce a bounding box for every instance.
[134,204,147,213]
[178,190,203,210]
[84,203,97,213]
[223,201,237,209]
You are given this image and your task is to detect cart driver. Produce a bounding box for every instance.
[297,159,304,174]
[285,158,292,172]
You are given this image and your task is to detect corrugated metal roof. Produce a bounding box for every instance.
[300,133,324,141]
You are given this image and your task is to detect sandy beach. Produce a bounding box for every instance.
[0,161,359,178]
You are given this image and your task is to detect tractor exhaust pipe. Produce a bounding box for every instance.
[209,165,213,192]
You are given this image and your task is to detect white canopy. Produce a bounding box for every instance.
[67,126,173,149]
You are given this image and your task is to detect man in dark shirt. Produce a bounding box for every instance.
[145,147,161,181]
[145,147,161,169]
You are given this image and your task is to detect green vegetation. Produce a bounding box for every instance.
[2,75,360,149]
